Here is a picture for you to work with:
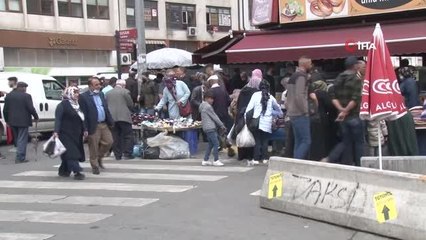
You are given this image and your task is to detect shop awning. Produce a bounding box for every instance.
[226,20,426,63]
[146,40,167,45]
[192,34,243,64]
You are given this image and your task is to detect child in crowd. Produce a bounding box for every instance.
[199,90,226,166]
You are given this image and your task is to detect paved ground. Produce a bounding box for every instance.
[0,140,392,240]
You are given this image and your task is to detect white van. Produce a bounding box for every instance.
[0,72,65,135]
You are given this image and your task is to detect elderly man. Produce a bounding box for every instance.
[79,77,114,174]
[106,79,134,160]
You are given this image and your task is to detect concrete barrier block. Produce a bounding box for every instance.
[260,157,426,240]
[361,156,426,175]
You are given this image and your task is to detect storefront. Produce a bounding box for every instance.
[0,30,115,86]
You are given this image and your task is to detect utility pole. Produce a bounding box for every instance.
[135,0,147,102]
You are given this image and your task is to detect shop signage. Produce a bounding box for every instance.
[118,29,137,53]
[48,37,78,48]
[279,0,426,24]
[252,0,279,26]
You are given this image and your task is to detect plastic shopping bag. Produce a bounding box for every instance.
[236,124,256,148]
[43,136,66,158]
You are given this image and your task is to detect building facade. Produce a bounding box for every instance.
[0,0,240,85]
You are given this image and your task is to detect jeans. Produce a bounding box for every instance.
[290,116,311,159]
[13,127,29,161]
[204,131,220,161]
[140,108,155,116]
[328,117,364,166]
[111,121,134,159]
[253,130,271,161]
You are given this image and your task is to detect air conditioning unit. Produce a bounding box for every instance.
[120,53,132,65]
[187,27,196,37]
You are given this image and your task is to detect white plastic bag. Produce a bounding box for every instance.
[147,132,190,159]
[52,137,66,158]
[43,136,67,158]
[236,124,256,148]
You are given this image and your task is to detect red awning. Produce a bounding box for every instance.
[192,34,243,64]
[226,20,426,63]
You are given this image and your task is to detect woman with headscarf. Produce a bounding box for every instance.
[155,73,191,119]
[245,80,283,165]
[233,69,263,162]
[54,86,87,180]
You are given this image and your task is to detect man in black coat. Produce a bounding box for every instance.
[79,77,114,175]
[3,82,39,163]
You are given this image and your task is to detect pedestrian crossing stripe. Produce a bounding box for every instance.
[0,233,54,240]
[103,158,236,164]
[55,163,253,172]
[0,181,195,193]
[0,194,158,207]
[0,210,111,224]
[14,171,227,182]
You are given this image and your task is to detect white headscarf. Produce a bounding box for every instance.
[62,86,84,121]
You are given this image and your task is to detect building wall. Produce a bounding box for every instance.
[119,0,240,45]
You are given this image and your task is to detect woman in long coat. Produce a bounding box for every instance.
[233,69,262,162]
[55,86,87,180]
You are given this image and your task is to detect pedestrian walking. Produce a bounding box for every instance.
[3,82,39,163]
[245,80,283,164]
[7,77,18,152]
[54,86,86,180]
[106,79,135,160]
[233,69,262,163]
[199,90,226,166]
[286,56,313,159]
[322,56,364,166]
[79,77,114,175]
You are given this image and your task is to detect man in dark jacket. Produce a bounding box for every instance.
[323,56,364,166]
[79,77,114,174]
[3,82,39,163]
[106,79,134,160]
[125,72,139,112]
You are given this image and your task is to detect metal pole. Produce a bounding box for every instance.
[135,0,147,102]
[115,30,122,79]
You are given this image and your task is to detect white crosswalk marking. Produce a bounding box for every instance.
[250,190,261,196]
[0,210,111,224]
[59,163,252,172]
[14,171,227,181]
[103,158,236,164]
[0,233,54,240]
[0,181,195,192]
[0,194,158,207]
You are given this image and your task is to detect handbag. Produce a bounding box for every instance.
[171,91,192,117]
[178,101,192,117]
[246,108,259,132]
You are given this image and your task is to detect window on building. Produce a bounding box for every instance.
[58,0,83,18]
[27,0,54,15]
[206,6,231,32]
[87,0,109,19]
[126,0,158,29]
[0,0,21,12]
[166,3,196,30]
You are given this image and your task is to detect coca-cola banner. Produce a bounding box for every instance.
[279,0,426,24]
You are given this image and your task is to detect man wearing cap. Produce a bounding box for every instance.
[322,56,364,166]
[3,81,39,163]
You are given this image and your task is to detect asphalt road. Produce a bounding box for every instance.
[0,141,391,240]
